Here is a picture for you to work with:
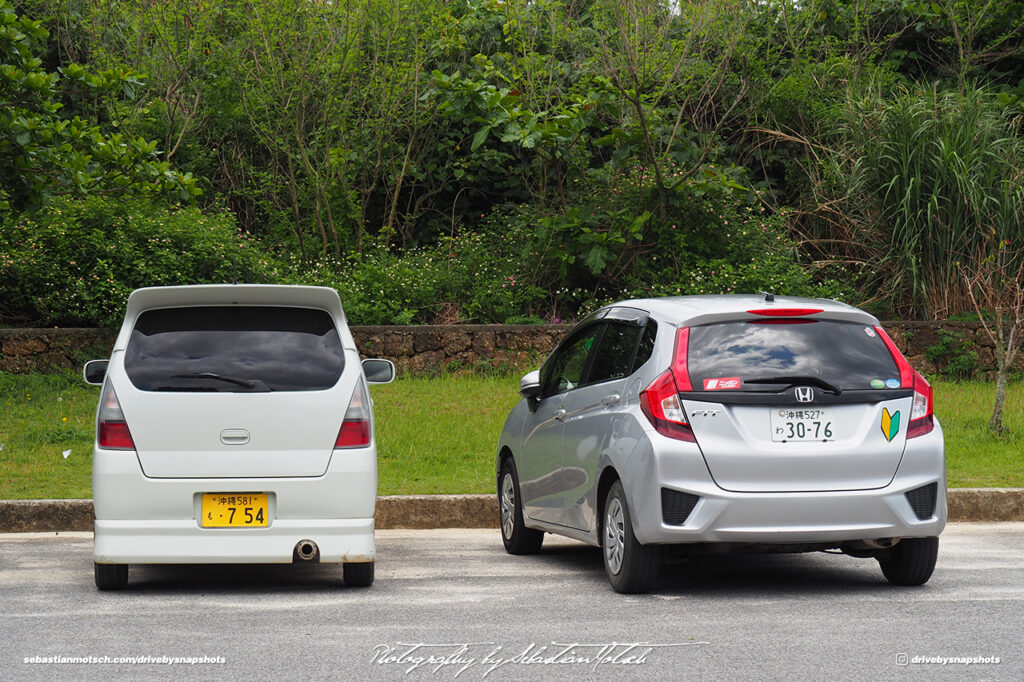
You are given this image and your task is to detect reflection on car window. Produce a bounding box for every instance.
[634,321,657,370]
[125,307,344,392]
[589,323,643,384]
[688,320,898,391]
[542,326,601,395]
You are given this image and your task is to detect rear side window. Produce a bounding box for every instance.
[589,323,640,384]
[687,320,898,391]
[541,325,601,395]
[588,321,655,384]
[125,307,344,392]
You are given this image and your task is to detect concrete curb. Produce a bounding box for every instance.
[0,495,500,533]
[1,489,1022,533]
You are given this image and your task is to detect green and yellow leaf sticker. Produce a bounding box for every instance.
[881,408,901,442]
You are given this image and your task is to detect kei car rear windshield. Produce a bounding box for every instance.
[687,320,900,392]
[125,306,344,392]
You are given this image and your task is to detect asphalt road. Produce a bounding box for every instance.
[3,524,1021,681]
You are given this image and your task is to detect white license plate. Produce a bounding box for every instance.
[770,408,833,442]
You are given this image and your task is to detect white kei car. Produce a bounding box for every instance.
[84,285,394,590]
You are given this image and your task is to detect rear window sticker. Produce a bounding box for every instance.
[885,378,901,388]
[870,379,885,389]
[703,377,741,390]
[864,327,877,338]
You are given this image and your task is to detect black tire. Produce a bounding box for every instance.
[343,561,374,587]
[602,481,658,594]
[94,562,128,591]
[878,536,939,586]
[498,458,543,555]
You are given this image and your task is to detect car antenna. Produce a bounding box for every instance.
[760,291,775,303]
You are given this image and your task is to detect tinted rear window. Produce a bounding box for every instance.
[125,307,344,392]
[687,320,899,391]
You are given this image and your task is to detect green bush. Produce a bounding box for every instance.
[281,221,548,325]
[925,329,982,380]
[0,196,282,327]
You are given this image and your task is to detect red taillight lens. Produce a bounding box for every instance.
[99,422,135,449]
[639,327,696,442]
[335,380,371,448]
[874,326,915,387]
[97,384,135,450]
[670,326,693,391]
[907,373,934,438]
[747,308,824,317]
[875,325,934,438]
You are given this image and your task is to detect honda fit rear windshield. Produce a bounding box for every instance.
[687,320,899,392]
[125,306,344,392]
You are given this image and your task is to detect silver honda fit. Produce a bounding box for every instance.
[496,295,945,593]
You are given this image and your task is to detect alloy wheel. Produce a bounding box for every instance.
[500,473,515,540]
[604,497,625,575]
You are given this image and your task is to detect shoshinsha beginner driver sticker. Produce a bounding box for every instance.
[881,408,901,442]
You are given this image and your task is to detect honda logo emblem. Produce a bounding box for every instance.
[795,386,815,403]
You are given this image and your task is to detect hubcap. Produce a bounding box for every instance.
[604,497,625,575]
[500,472,515,540]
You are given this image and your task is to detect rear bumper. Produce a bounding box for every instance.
[636,484,946,544]
[92,446,376,564]
[629,421,947,545]
[93,518,374,564]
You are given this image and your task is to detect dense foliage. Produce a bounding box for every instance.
[1,0,1022,325]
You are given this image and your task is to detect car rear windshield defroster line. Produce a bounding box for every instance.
[125,306,344,392]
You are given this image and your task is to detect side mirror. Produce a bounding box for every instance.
[520,370,542,412]
[83,359,109,385]
[519,369,542,398]
[362,358,396,384]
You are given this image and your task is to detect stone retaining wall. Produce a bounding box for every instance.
[0,321,1018,376]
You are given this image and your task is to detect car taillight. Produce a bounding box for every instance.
[639,327,696,442]
[335,380,371,448]
[907,373,934,438]
[97,384,135,450]
[875,325,934,438]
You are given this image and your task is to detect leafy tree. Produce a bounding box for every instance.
[0,0,198,211]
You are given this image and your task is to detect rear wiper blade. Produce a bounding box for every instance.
[169,372,269,391]
[744,375,842,395]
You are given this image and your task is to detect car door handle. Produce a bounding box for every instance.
[554,409,567,421]
[601,394,621,407]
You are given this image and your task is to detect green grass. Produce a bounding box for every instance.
[0,372,96,499]
[1,372,1021,499]
[373,374,520,494]
[935,380,1024,487]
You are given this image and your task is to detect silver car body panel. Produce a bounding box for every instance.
[497,294,946,548]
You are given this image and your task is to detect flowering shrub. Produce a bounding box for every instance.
[283,222,548,325]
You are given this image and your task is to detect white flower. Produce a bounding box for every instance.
[62,449,72,459]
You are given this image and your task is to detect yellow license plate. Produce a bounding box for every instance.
[201,493,269,528]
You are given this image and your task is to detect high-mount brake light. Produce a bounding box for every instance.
[875,325,934,438]
[335,380,371,448]
[639,327,696,442]
[746,308,824,317]
[97,383,135,450]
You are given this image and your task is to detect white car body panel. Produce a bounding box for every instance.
[91,284,380,567]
